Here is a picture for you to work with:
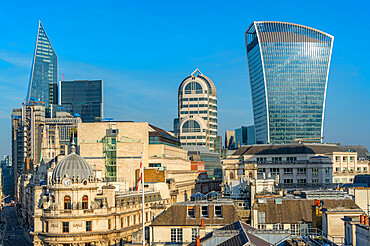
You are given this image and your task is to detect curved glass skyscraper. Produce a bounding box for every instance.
[245,21,334,144]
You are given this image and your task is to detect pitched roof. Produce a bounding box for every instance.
[188,221,272,246]
[232,144,342,156]
[150,200,241,226]
[257,198,360,224]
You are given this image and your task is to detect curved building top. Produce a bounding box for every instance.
[178,69,217,97]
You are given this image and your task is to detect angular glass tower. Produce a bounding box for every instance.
[245,21,334,144]
[27,21,58,110]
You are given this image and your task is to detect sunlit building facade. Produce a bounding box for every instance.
[245,21,334,144]
[27,21,58,114]
[178,69,218,151]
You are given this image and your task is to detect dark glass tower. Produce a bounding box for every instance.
[60,80,103,122]
[245,21,334,144]
[27,21,58,112]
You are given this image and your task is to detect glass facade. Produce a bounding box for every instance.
[246,21,334,144]
[27,21,58,113]
[60,80,103,122]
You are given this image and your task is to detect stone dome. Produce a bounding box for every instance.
[51,152,94,183]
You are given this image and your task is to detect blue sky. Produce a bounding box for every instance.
[0,0,369,157]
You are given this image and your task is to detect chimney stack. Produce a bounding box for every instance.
[364,216,368,225]
[196,236,200,246]
[360,214,364,224]
[201,218,204,227]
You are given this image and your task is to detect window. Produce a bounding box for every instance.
[82,195,88,209]
[108,219,111,229]
[184,81,202,94]
[290,224,300,235]
[192,228,199,242]
[334,178,339,183]
[187,206,195,218]
[45,221,48,233]
[287,157,297,162]
[201,206,208,217]
[215,205,222,217]
[121,218,124,228]
[364,167,368,172]
[312,168,319,176]
[182,120,201,133]
[86,221,92,232]
[133,215,136,224]
[297,168,306,175]
[258,224,266,230]
[258,168,265,173]
[272,157,282,163]
[357,167,361,171]
[343,167,347,172]
[257,157,267,163]
[284,179,293,184]
[62,222,69,233]
[342,178,347,183]
[297,179,306,184]
[270,168,279,175]
[258,212,265,224]
[343,157,347,162]
[273,224,284,230]
[127,217,130,227]
[325,168,331,176]
[336,167,340,172]
[350,157,354,162]
[284,168,293,174]
[171,228,183,242]
[149,163,161,168]
[312,179,319,185]
[64,196,71,210]
[335,156,340,162]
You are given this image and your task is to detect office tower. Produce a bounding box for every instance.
[60,80,103,122]
[225,130,235,149]
[178,69,217,151]
[11,108,23,198]
[22,101,46,171]
[26,21,58,115]
[235,125,256,147]
[245,21,334,144]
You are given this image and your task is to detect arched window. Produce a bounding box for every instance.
[64,195,71,210]
[184,82,203,94]
[182,120,201,133]
[82,195,88,209]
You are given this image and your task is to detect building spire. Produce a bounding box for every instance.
[71,136,76,153]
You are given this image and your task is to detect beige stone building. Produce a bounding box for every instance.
[32,145,169,245]
[325,151,370,183]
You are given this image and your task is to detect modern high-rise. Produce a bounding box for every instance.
[60,80,103,122]
[178,69,217,151]
[245,21,334,144]
[26,21,58,114]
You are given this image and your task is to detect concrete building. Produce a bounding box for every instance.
[78,121,199,204]
[325,151,370,184]
[149,199,241,245]
[177,69,217,151]
[230,144,339,188]
[355,221,370,246]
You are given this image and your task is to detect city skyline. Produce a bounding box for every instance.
[0,1,369,157]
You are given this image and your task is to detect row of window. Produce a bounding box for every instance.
[258,168,331,176]
[187,205,222,218]
[335,167,367,172]
[335,156,355,162]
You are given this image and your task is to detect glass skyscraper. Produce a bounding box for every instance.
[245,21,334,144]
[27,21,58,111]
[60,80,103,122]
